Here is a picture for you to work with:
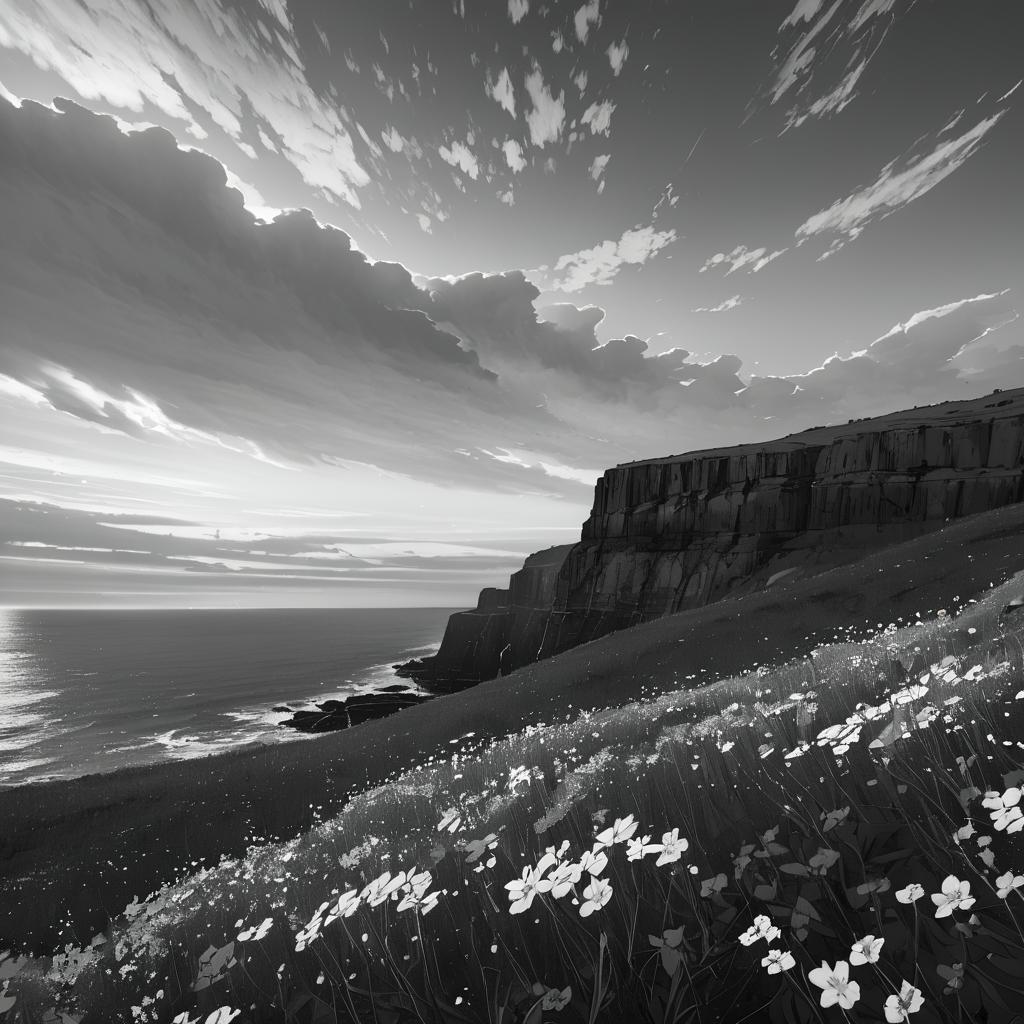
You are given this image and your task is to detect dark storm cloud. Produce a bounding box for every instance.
[1,94,1021,510]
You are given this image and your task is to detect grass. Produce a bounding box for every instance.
[3,572,1024,1023]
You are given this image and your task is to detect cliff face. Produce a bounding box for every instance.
[399,389,1024,690]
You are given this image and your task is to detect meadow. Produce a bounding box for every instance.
[3,574,1024,1024]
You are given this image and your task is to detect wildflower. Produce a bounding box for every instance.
[884,981,924,1022]
[324,890,361,926]
[982,787,1024,833]
[540,986,571,1011]
[418,890,441,915]
[579,847,609,876]
[808,961,860,1010]
[761,949,796,974]
[506,865,545,915]
[579,878,613,917]
[508,765,530,789]
[739,915,781,946]
[650,829,687,866]
[650,928,684,975]
[700,873,727,897]
[850,935,884,965]
[821,807,850,833]
[733,844,755,877]
[204,1010,241,1024]
[538,860,583,899]
[236,918,273,942]
[361,872,395,907]
[595,814,639,848]
[626,835,663,862]
[895,883,925,905]
[953,822,976,844]
[856,877,891,896]
[930,875,975,918]
[995,871,1024,899]
[809,848,840,875]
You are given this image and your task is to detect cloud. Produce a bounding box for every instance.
[589,154,610,181]
[381,126,405,153]
[508,0,529,24]
[438,138,480,180]
[0,0,370,206]
[607,40,629,76]
[700,244,787,275]
[503,138,526,173]
[693,295,743,313]
[765,0,902,130]
[524,68,565,148]
[580,99,615,137]
[574,0,601,43]
[3,94,1023,605]
[488,67,516,118]
[542,224,678,293]
[796,109,1007,258]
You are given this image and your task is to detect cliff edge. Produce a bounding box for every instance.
[399,388,1024,690]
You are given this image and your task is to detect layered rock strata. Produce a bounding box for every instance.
[399,389,1024,689]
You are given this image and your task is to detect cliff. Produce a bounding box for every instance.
[399,388,1024,690]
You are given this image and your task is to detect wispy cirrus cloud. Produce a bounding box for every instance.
[700,244,787,275]
[764,0,901,130]
[693,295,743,314]
[796,108,1008,258]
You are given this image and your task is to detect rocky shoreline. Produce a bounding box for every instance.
[276,683,434,733]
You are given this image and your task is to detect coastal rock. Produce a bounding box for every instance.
[399,388,1024,688]
[280,690,432,732]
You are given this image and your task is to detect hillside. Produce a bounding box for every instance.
[1,499,1022,953]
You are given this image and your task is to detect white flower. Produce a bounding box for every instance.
[361,872,395,907]
[982,787,1024,833]
[537,860,583,899]
[761,949,796,974]
[930,875,975,918]
[895,883,925,904]
[739,915,781,946]
[204,1010,241,1024]
[655,828,689,866]
[579,847,609,876]
[995,871,1024,899]
[505,865,544,915]
[324,890,361,925]
[237,917,273,942]
[850,935,884,965]
[884,981,924,1022]
[626,835,663,862]
[808,961,860,1010]
[595,814,638,848]
[579,878,613,917]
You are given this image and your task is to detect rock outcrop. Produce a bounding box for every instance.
[399,389,1024,689]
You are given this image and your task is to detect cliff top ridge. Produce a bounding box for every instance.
[618,387,1024,469]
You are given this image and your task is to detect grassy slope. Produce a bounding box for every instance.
[1,502,1022,951]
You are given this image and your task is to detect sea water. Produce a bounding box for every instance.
[0,606,453,787]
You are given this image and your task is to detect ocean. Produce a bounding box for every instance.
[0,606,455,787]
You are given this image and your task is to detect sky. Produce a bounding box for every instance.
[0,0,1021,608]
